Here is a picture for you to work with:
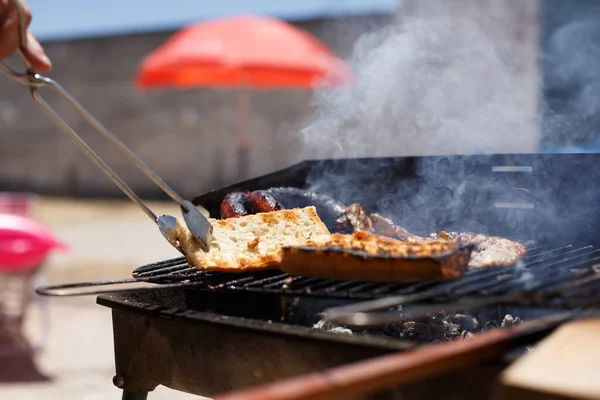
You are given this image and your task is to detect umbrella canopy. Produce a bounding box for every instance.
[135,14,351,89]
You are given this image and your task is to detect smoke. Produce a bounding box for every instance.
[287,2,600,246]
[541,16,600,149]
[296,3,540,159]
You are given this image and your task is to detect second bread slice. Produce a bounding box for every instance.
[280,231,474,282]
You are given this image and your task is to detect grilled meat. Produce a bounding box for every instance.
[343,203,373,232]
[220,192,250,219]
[218,187,526,269]
[445,232,527,269]
[369,213,429,242]
[377,226,526,269]
[366,216,526,269]
[247,190,283,213]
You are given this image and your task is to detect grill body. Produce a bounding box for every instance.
[99,289,512,400]
[99,154,600,399]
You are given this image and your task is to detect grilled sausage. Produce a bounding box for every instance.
[248,190,283,213]
[220,192,251,218]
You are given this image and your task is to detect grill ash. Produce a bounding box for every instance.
[313,312,523,343]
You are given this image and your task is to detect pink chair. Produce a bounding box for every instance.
[0,195,68,356]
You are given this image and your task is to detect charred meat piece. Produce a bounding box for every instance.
[449,233,527,269]
[369,218,526,269]
[220,192,251,219]
[339,203,372,232]
[369,213,430,242]
[247,190,283,213]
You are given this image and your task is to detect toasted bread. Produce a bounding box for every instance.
[176,206,330,272]
[280,231,473,282]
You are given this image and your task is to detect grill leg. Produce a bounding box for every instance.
[121,391,148,400]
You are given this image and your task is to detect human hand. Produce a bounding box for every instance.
[0,0,51,71]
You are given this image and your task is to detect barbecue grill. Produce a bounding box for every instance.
[36,153,600,400]
[4,0,599,396]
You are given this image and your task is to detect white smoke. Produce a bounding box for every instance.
[541,16,600,148]
[285,2,600,247]
[295,2,540,159]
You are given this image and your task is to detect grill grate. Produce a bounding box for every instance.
[132,244,600,306]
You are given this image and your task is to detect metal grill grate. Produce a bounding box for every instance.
[131,244,600,306]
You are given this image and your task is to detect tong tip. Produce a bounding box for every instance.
[181,200,213,252]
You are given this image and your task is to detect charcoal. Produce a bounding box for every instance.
[450,314,479,331]
[311,312,523,344]
[313,319,353,335]
[483,320,501,331]
[501,314,522,328]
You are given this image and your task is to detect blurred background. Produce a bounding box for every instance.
[0,0,599,399]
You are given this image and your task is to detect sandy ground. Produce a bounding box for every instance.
[0,197,212,399]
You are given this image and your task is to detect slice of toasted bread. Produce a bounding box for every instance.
[176,206,330,272]
[280,231,473,282]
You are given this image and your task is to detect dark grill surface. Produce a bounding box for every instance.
[132,244,600,307]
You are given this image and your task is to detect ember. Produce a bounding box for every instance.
[313,312,523,343]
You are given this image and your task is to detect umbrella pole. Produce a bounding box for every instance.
[236,86,251,179]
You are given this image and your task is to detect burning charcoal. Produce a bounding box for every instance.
[380,323,402,338]
[501,314,522,329]
[312,319,353,335]
[483,320,500,331]
[392,313,470,342]
[450,314,479,331]
[311,311,523,344]
[441,320,462,340]
[461,330,474,339]
[397,321,429,340]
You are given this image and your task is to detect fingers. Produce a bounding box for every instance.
[0,0,51,71]
[21,30,51,71]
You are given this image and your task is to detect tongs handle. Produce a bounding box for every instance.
[0,0,213,251]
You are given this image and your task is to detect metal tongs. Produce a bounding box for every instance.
[0,0,213,253]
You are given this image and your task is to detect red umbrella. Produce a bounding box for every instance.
[134,14,351,177]
[136,14,351,89]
